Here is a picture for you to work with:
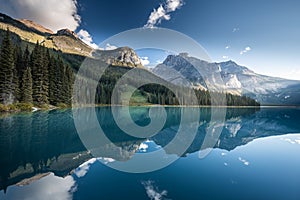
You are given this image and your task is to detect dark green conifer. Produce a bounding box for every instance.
[0,28,15,104]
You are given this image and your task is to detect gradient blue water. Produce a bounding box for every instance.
[0,107,300,200]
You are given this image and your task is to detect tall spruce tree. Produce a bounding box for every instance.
[21,67,33,103]
[13,45,23,102]
[12,65,20,102]
[40,46,49,104]
[48,55,57,105]
[0,28,15,105]
[31,41,49,105]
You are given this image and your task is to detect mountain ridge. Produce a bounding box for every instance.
[0,12,93,56]
[0,12,144,68]
[153,54,300,105]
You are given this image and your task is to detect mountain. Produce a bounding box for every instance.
[153,54,300,105]
[0,12,145,68]
[0,13,93,57]
[93,47,143,68]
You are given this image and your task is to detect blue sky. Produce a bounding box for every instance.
[1,0,299,80]
[76,0,300,80]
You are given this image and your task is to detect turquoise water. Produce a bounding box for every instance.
[0,107,300,200]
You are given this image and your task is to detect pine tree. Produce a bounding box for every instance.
[40,46,49,104]
[0,28,15,105]
[64,65,74,105]
[21,67,33,103]
[23,45,30,73]
[48,56,57,105]
[31,42,48,105]
[12,45,23,102]
[12,65,20,102]
[56,57,64,103]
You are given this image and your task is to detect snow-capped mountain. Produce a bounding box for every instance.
[152,54,300,105]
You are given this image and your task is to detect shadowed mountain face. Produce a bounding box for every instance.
[1,107,300,191]
[153,54,300,105]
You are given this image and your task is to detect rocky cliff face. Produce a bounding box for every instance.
[56,29,78,39]
[153,53,300,105]
[94,47,143,68]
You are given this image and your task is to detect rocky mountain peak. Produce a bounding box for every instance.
[163,54,192,68]
[218,60,254,74]
[153,53,300,105]
[93,46,143,68]
[56,29,78,39]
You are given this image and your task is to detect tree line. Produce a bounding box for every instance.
[90,66,260,106]
[0,29,74,107]
[0,28,260,108]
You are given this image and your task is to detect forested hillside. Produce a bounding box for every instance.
[0,29,260,112]
[0,29,73,110]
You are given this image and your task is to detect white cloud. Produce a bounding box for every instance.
[166,0,183,12]
[142,181,169,200]
[77,29,99,49]
[225,46,230,49]
[139,142,149,152]
[233,27,240,33]
[1,173,76,200]
[222,55,229,59]
[238,157,250,166]
[140,57,151,66]
[105,43,118,50]
[0,0,80,31]
[74,158,97,178]
[145,0,184,28]
[240,46,251,55]
[221,152,227,156]
[98,157,116,164]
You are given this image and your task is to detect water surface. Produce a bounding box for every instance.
[0,107,300,200]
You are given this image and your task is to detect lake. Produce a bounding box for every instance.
[0,106,300,200]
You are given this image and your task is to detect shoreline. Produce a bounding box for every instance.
[1,103,299,116]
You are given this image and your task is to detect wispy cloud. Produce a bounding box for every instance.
[281,137,300,145]
[240,46,251,55]
[225,46,230,50]
[142,180,169,200]
[222,55,229,59]
[145,0,184,28]
[0,0,80,31]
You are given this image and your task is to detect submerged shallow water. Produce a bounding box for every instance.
[0,107,300,200]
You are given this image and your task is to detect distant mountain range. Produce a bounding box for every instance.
[153,54,300,105]
[0,12,299,105]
